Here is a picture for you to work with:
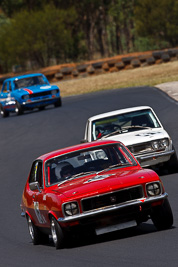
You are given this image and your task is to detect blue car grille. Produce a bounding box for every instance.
[29,91,52,98]
[81,186,143,212]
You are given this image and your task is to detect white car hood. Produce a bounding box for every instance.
[101,128,170,146]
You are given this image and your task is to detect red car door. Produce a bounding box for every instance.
[28,160,48,227]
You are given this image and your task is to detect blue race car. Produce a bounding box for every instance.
[0,73,62,117]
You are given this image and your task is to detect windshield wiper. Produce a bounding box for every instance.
[97,163,131,174]
[97,125,151,139]
[58,171,96,186]
[122,125,152,130]
[58,177,75,186]
[71,171,96,178]
[99,129,121,139]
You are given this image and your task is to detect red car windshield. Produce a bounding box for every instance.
[45,143,138,186]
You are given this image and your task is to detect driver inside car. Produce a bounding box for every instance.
[54,162,75,183]
[60,164,75,179]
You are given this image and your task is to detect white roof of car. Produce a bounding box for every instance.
[88,106,153,121]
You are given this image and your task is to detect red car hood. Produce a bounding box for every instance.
[53,168,159,199]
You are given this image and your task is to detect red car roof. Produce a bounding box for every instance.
[38,140,120,161]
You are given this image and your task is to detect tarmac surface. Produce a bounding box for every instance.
[1,85,178,267]
[156,81,178,102]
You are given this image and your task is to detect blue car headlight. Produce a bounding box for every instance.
[22,95,30,100]
[51,89,58,95]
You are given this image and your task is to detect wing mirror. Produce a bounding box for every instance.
[80,139,88,143]
[29,181,42,193]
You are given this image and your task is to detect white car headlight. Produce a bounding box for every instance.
[146,182,161,196]
[152,138,169,150]
[152,141,159,150]
[63,202,79,216]
[160,138,169,148]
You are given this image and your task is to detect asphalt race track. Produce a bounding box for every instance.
[0,86,178,267]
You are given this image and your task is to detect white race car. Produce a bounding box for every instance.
[82,106,178,173]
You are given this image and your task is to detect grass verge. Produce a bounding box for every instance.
[53,60,178,97]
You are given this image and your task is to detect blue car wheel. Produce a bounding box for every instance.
[15,101,23,115]
[54,97,62,107]
[0,104,9,118]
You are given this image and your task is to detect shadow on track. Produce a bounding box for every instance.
[34,222,175,250]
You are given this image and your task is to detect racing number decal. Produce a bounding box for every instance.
[34,201,46,224]
[135,132,161,137]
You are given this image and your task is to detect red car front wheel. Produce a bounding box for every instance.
[50,217,65,249]
[151,198,173,230]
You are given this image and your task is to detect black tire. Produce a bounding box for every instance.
[50,217,65,249]
[0,104,9,118]
[164,146,178,174]
[151,198,173,230]
[15,101,23,115]
[54,97,62,107]
[39,106,45,111]
[26,215,49,245]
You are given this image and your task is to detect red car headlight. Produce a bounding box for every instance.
[63,202,79,216]
[146,182,161,196]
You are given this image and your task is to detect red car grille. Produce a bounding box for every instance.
[81,186,143,212]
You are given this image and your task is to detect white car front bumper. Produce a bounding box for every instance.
[135,149,174,167]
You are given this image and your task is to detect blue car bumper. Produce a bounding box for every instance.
[21,96,61,109]
[1,96,61,112]
[2,100,16,111]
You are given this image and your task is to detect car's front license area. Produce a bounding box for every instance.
[21,89,60,107]
[58,181,167,235]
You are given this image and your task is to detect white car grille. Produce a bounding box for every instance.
[127,140,167,155]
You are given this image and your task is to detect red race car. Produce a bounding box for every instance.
[21,140,173,249]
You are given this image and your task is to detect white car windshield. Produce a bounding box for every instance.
[91,109,161,141]
[45,143,137,186]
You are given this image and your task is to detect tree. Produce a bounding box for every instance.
[1,0,178,73]
[109,0,135,54]
[64,0,111,60]
[0,0,24,17]
[0,4,78,70]
[135,0,178,48]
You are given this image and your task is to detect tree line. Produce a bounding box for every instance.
[0,0,178,72]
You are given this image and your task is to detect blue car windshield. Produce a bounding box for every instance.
[14,75,48,89]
